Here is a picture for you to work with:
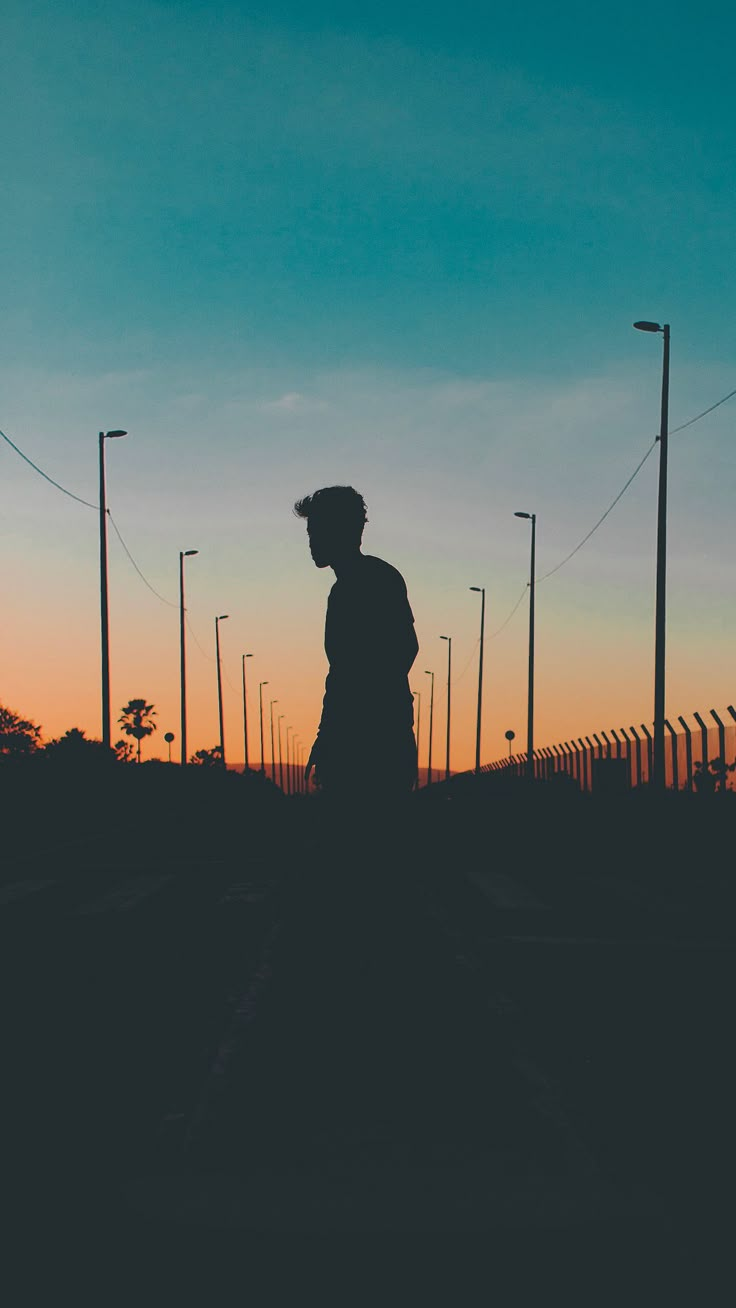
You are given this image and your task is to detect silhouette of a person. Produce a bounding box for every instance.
[295,486,418,800]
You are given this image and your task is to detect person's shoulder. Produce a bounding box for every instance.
[362,555,407,589]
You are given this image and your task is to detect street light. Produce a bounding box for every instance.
[269,699,278,784]
[278,713,285,791]
[514,511,536,780]
[179,550,199,765]
[98,429,127,749]
[259,682,269,773]
[411,690,421,788]
[505,728,515,761]
[215,615,229,768]
[470,587,486,774]
[424,669,435,786]
[286,726,292,794]
[242,653,253,772]
[440,636,452,781]
[634,319,671,791]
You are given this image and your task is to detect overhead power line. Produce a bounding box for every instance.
[107,512,178,608]
[0,428,98,510]
[487,583,528,638]
[670,385,736,434]
[451,637,480,686]
[536,440,658,583]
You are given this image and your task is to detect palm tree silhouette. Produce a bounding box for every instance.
[118,698,157,764]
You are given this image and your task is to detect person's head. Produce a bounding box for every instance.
[293,485,368,568]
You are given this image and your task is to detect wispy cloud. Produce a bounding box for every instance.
[260,392,330,415]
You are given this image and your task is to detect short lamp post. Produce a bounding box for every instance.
[215,614,229,768]
[514,511,536,780]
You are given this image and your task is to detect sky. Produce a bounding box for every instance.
[1,0,735,770]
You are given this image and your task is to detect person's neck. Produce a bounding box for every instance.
[331,548,363,579]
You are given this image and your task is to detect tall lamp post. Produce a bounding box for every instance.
[412,690,421,788]
[242,653,253,772]
[278,713,285,791]
[286,726,292,794]
[424,669,435,786]
[215,614,229,768]
[514,511,536,780]
[470,586,486,774]
[179,549,199,765]
[99,429,127,749]
[259,682,269,773]
[634,320,670,791]
[269,699,278,784]
[440,636,452,781]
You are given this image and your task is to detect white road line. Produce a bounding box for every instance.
[0,879,55,906]
[466,868,549,910]
[72,875,175,916]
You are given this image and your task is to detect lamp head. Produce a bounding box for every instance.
[514,511,530,520]
[184,549,199,557]
[633,320,661,333]
[218,613,229,621]
[244,652,253,658]
[440,635,450,641]
[105,430,127,439]
[470,586,482,592]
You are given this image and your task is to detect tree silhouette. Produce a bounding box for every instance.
[190,746,222,767]
[118,699,157,764]
[0,704,42,758]
[114,738,135,764]
[694,756,736,794]
[44,727,114,765]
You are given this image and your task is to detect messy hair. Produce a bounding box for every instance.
[293,485,368,540]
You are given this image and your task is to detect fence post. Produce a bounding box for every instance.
[629,727,643,788]
[710,710,726,785]
[665,719,679,792]
[571,739,583,787]
[601,730,612,759]
[677,716,693,792]
[693,712,709,777]
[610,728,622,760]
[620,727,633,788]
[577,738,588,791]
[640,724,653,784]
[727,706,736,725]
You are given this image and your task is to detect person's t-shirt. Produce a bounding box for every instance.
[317,554,418,750]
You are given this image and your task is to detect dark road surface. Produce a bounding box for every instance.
[3,790,735,1265]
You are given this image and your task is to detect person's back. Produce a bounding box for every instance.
[294,488,418,800]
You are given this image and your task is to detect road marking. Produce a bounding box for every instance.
[502,934,736,950]
[72,875,175,916]
[0,879,55,906]
[466,868,549,910]
[218,884,268,905]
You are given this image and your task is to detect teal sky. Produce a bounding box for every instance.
[2,0,735,764]
[3,0,735,374]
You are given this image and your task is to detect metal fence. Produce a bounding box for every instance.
[481,705,736,792]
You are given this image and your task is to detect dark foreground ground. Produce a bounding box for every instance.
[2,770,735,1288]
